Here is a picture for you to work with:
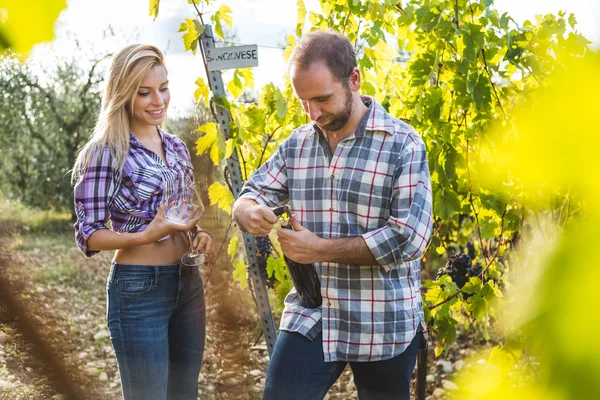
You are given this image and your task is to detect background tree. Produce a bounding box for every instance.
[0,47,107,214]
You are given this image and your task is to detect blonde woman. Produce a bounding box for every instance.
[72,44,215,399]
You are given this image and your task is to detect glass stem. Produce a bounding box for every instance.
[186,229,195,253]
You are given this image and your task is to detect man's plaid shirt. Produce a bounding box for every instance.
[239,97,433,362]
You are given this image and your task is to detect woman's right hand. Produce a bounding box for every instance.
[142,202,200,244]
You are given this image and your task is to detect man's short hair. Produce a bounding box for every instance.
[289,30,357,84]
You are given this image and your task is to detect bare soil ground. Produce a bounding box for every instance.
[0,214,474,400]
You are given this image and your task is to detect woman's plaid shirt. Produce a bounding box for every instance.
[240,97,433,362]
[73,129,195,257]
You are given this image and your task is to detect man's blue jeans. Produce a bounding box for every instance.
[107,262,206,400]
[263,330,421,400]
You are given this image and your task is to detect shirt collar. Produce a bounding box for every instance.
[129,127,172,150]
[310,96,396,138]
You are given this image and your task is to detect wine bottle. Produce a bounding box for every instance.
[272,205,322,308]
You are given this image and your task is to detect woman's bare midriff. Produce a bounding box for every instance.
[113,232,190,265]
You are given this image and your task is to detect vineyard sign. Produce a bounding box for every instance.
[206,44,259,71]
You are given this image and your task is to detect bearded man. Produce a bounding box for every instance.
[233,30,433,400]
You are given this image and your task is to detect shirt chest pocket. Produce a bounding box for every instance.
[340,168,392,216]
[122,165,165,205]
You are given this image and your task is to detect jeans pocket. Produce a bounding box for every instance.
[118,277,155,297]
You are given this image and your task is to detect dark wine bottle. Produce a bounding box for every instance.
[272,205,322,308]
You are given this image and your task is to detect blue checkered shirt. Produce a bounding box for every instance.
[239,97,433,362]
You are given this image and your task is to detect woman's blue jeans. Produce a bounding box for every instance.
[263,330,421,400]
[107,262,206,400]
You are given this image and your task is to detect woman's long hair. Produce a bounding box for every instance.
[72,44,166,184]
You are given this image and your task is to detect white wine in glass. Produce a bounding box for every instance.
[164,173,205,266]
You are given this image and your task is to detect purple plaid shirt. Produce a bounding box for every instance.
[239,97,433,362]
[73,128,194,257]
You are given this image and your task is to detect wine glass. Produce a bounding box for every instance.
[164,173,205,266]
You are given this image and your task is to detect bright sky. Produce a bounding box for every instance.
[40,0,600,118]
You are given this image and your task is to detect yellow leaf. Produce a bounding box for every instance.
[209,142,221,166]
[296,0,306,36]
[0,0,67,58]
[227,71,244,99]
[180,18,199,55]
[227,236,239,262]
[232,258,248,290]
[195,123,218,154]
[208,182,234,215]
[239,68,255,89]
[148,0,160,19]
[225,138,235,159]
[217,4,233,28]
[457,35,466,57]
[482,53,600,202]
[389,97,403,119]
[194,77,210,107]
[373,41,396,64]
[283,34,297,63]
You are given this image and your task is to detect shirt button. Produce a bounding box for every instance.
[330,206,334,211]
[327,302,332,307]
[330,174,335,180]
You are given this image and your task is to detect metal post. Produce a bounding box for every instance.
[199,25,277,356]
[416,347,427,400]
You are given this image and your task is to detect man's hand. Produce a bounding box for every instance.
[277,215,323,264]
[234,202,278,236]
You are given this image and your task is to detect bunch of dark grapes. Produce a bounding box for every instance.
[255,236,272,257]
[468,262,483,277]
[437,253,472,289]
[437,253,482,289]
[255,236,276,288]
[466,242,476,260]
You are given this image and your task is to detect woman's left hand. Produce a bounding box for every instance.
[193,230,216,265]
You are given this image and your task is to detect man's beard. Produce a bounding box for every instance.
[316,88,353,132]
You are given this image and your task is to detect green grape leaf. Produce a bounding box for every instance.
[213,95,231,110]
[462,276,483,295]
[434,317,457,356]
[409,53,435,86]
[267,255,286,279]
[434,189,461,220]
[273,88,288,121]
[473,74,492,111]
[276,279,293,305]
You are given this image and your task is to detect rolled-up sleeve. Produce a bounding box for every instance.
[239,139,289,207]
[362,138,433,271]
[73,147,116,257]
